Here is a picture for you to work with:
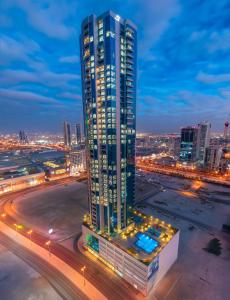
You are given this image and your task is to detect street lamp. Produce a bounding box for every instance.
[27,229,33,242]
[14,223,18,232]
[11,175,13,191]
[48,228,53,235]
[45,240,51,257]
[81,266,86,286]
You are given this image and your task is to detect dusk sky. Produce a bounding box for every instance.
[0,0,230,134]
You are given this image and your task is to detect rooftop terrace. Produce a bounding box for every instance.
[83,209,178,265]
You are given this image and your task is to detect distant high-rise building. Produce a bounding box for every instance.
[169,136,181,157]
[204,145,222,171]
[180,126,198,162]
[197,122,211,164]
[63,121,71,147]
[19,130,28,144]
[224,121,229,140]
[219,148,230,173]
[75,123,81,144]
[80,10,137,233]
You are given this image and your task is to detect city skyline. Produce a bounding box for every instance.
[0,3,229,299]
[0,0,230,133]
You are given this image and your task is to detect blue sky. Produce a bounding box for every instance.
[0,0,230,133]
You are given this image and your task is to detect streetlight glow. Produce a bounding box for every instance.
[45,240,51,257]
[81,266,86,286]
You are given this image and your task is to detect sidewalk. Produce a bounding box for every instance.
[0,220,107,300]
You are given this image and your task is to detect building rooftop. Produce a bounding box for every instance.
[84,209,178,265]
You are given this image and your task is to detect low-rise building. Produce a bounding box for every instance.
[0,169,45,195]
[82,209,179,296]
[67,149,86,176]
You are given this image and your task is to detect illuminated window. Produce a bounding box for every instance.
[98,21,103,29]
[106,31,115,38]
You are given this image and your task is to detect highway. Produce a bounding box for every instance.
[136,161,230,186]
[0,177,144,300]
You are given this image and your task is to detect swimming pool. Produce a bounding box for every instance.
[135,233,159,254]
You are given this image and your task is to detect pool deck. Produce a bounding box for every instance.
[84,209,178,265]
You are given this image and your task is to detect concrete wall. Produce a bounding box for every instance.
[147,230,180,294]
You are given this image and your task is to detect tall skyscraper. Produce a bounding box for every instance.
[19,130,28,144]
[80,12,179,296]
[80,11,137,234]
[180,126,198,162]
[63,121,71,147]
[75,123,81,144]
[224,120,229,140]
[197,121,211,164]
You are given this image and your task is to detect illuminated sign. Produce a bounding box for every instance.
[115,15,120,22]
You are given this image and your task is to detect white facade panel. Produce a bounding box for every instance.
[82,225,180,296]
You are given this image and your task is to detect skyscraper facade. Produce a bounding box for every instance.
[180,126,198,162]
[19,130,28,144]
[197,121,211,164]
[80,11,137,235]
[75,123,81,144]
[80,12,179,296]
[63,121,71,147]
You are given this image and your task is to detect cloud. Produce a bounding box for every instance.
[189,29,230,54]
[196,72,230,84]
[135,0,181,58]
[0,68,80,88]
[0,35,40,65]
[59,55,79,63]
[0,14,12,27]
[6,0,74,39]
[207,30,230,53]
[58,92,82,101]
[0,88,59,105]
[1,0,229,133]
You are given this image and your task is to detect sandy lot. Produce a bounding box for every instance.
[7,174,230,300]
[10,178,158,241]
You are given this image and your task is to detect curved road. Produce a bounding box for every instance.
[0,179,143,300]
[0,232,86,300]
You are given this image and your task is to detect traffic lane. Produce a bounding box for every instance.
[1,215,141,300]
[137,164,230,185]
[0,177,143,300]
[0,232,87,300]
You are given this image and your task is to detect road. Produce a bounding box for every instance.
[0,177,144,300]
[0,232,87,300]
[137,161,230,186]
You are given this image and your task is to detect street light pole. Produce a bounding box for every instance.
[27,229,33,244]
[11,175,13,191]
[45,240,51,257]
[81,266,86,286]
[14,223,18,235]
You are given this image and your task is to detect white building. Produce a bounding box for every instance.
[82,210,179,296]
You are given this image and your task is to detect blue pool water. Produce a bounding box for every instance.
[135,233,159,254]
